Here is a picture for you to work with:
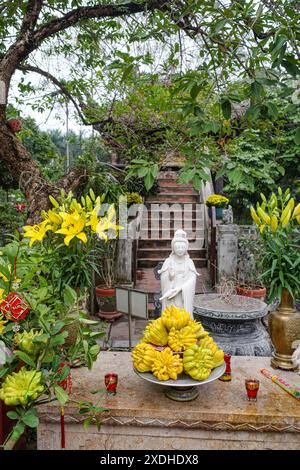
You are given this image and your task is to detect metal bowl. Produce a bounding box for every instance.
[134,363,226,401]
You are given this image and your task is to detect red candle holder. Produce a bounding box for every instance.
[219,353,231,381]
[245,378,260,401]
[105,373,118,395]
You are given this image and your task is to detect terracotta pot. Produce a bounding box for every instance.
[236,285,266,300]
[95,286,122,322]
[268,288,300,370]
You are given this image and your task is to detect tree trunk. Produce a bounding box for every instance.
[0,118,88,224]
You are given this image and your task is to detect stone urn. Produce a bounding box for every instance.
[194,293,272,356]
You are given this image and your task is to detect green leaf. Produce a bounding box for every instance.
[294,127,300,145]
[54,385,69,406]
[63,285,77,307]
[266,102,278,118]
[83,417,93,429]
[251,81,264,98]
[7,411,19,420]
[221,99,231,119]
[144,172,154,191]
[0,367,9,379]
[281,60,300,77]
[14,351,36,368]
[212,19,227,34]
[22,410,39,428]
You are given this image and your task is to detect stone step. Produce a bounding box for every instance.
[139,228,205,239]
[146,194,199,203]
[144,202,201,211]
[138,238,205,249]
[158,186,198,195]
[137,247,207,259]
[137,257,207,269]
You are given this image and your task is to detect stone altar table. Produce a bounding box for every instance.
[37,352,300,450]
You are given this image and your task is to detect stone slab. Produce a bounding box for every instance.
[37,353,300,450]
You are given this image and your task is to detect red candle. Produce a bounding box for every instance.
[245,378,260,401]
[219,354,231,381]
[105,373,118,395]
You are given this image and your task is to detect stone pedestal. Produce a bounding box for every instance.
[217,224,238,281]
[37,352,300,450]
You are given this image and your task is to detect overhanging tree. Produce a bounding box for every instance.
[0,1,299,222]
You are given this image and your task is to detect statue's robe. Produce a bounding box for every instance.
[159,254,198,318]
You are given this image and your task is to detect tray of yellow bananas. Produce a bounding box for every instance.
[132,306,226,401]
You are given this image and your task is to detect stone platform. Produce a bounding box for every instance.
[37,353,300,450]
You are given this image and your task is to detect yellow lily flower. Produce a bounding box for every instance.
[56,212,87,246]
[23,220,53,246]
[86,207,100,233]
[46,210,62,226]
[292,203,300,219]
[0,288,5,303]
[96,205,123,240]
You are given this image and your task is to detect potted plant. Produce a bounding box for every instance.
[250,188,300,370]
[0,202,113,449]
[95,239,122,322]
[205,194,229,220]
[236,232,267,300]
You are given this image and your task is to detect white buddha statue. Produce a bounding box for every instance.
[158,229,199,318]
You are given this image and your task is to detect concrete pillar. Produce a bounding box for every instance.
[217,224,238,281]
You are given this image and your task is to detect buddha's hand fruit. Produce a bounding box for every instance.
[132,342,157,372]
[183,345,214,380]
[0,368,44,406]
[143,318,168,346]
[187,319,209,339]
[14,329,45,357]
[161,305,190,330]
[199,336,225,368]
[152,347,183,381]
[168,325,197,352]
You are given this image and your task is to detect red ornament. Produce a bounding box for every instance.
[105,373,118,395]
[245,378,260,401]
[0,292,30,322]
[7,118,22,133]
[57,362,72,396]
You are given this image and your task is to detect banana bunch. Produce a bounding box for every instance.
[143,317,169,346]
[199,336,224,368]
[250,188,300,234]
[168,325,197,352]
[161,305,190,330]
[0,368,44,406]
[132,342,157,372]
[151,347,183,381]
[183,345,214,381]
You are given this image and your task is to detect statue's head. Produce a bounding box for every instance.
[171,229,188,257]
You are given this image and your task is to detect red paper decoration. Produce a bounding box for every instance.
[0,292,30,322]
[57,362,72,396]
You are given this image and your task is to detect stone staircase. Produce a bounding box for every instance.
[135,171,211,314]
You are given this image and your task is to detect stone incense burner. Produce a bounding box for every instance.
[194,293,272,356]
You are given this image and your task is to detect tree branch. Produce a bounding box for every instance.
[33,1,163,46]
[20,0,44,35]
[17,63,110,126]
